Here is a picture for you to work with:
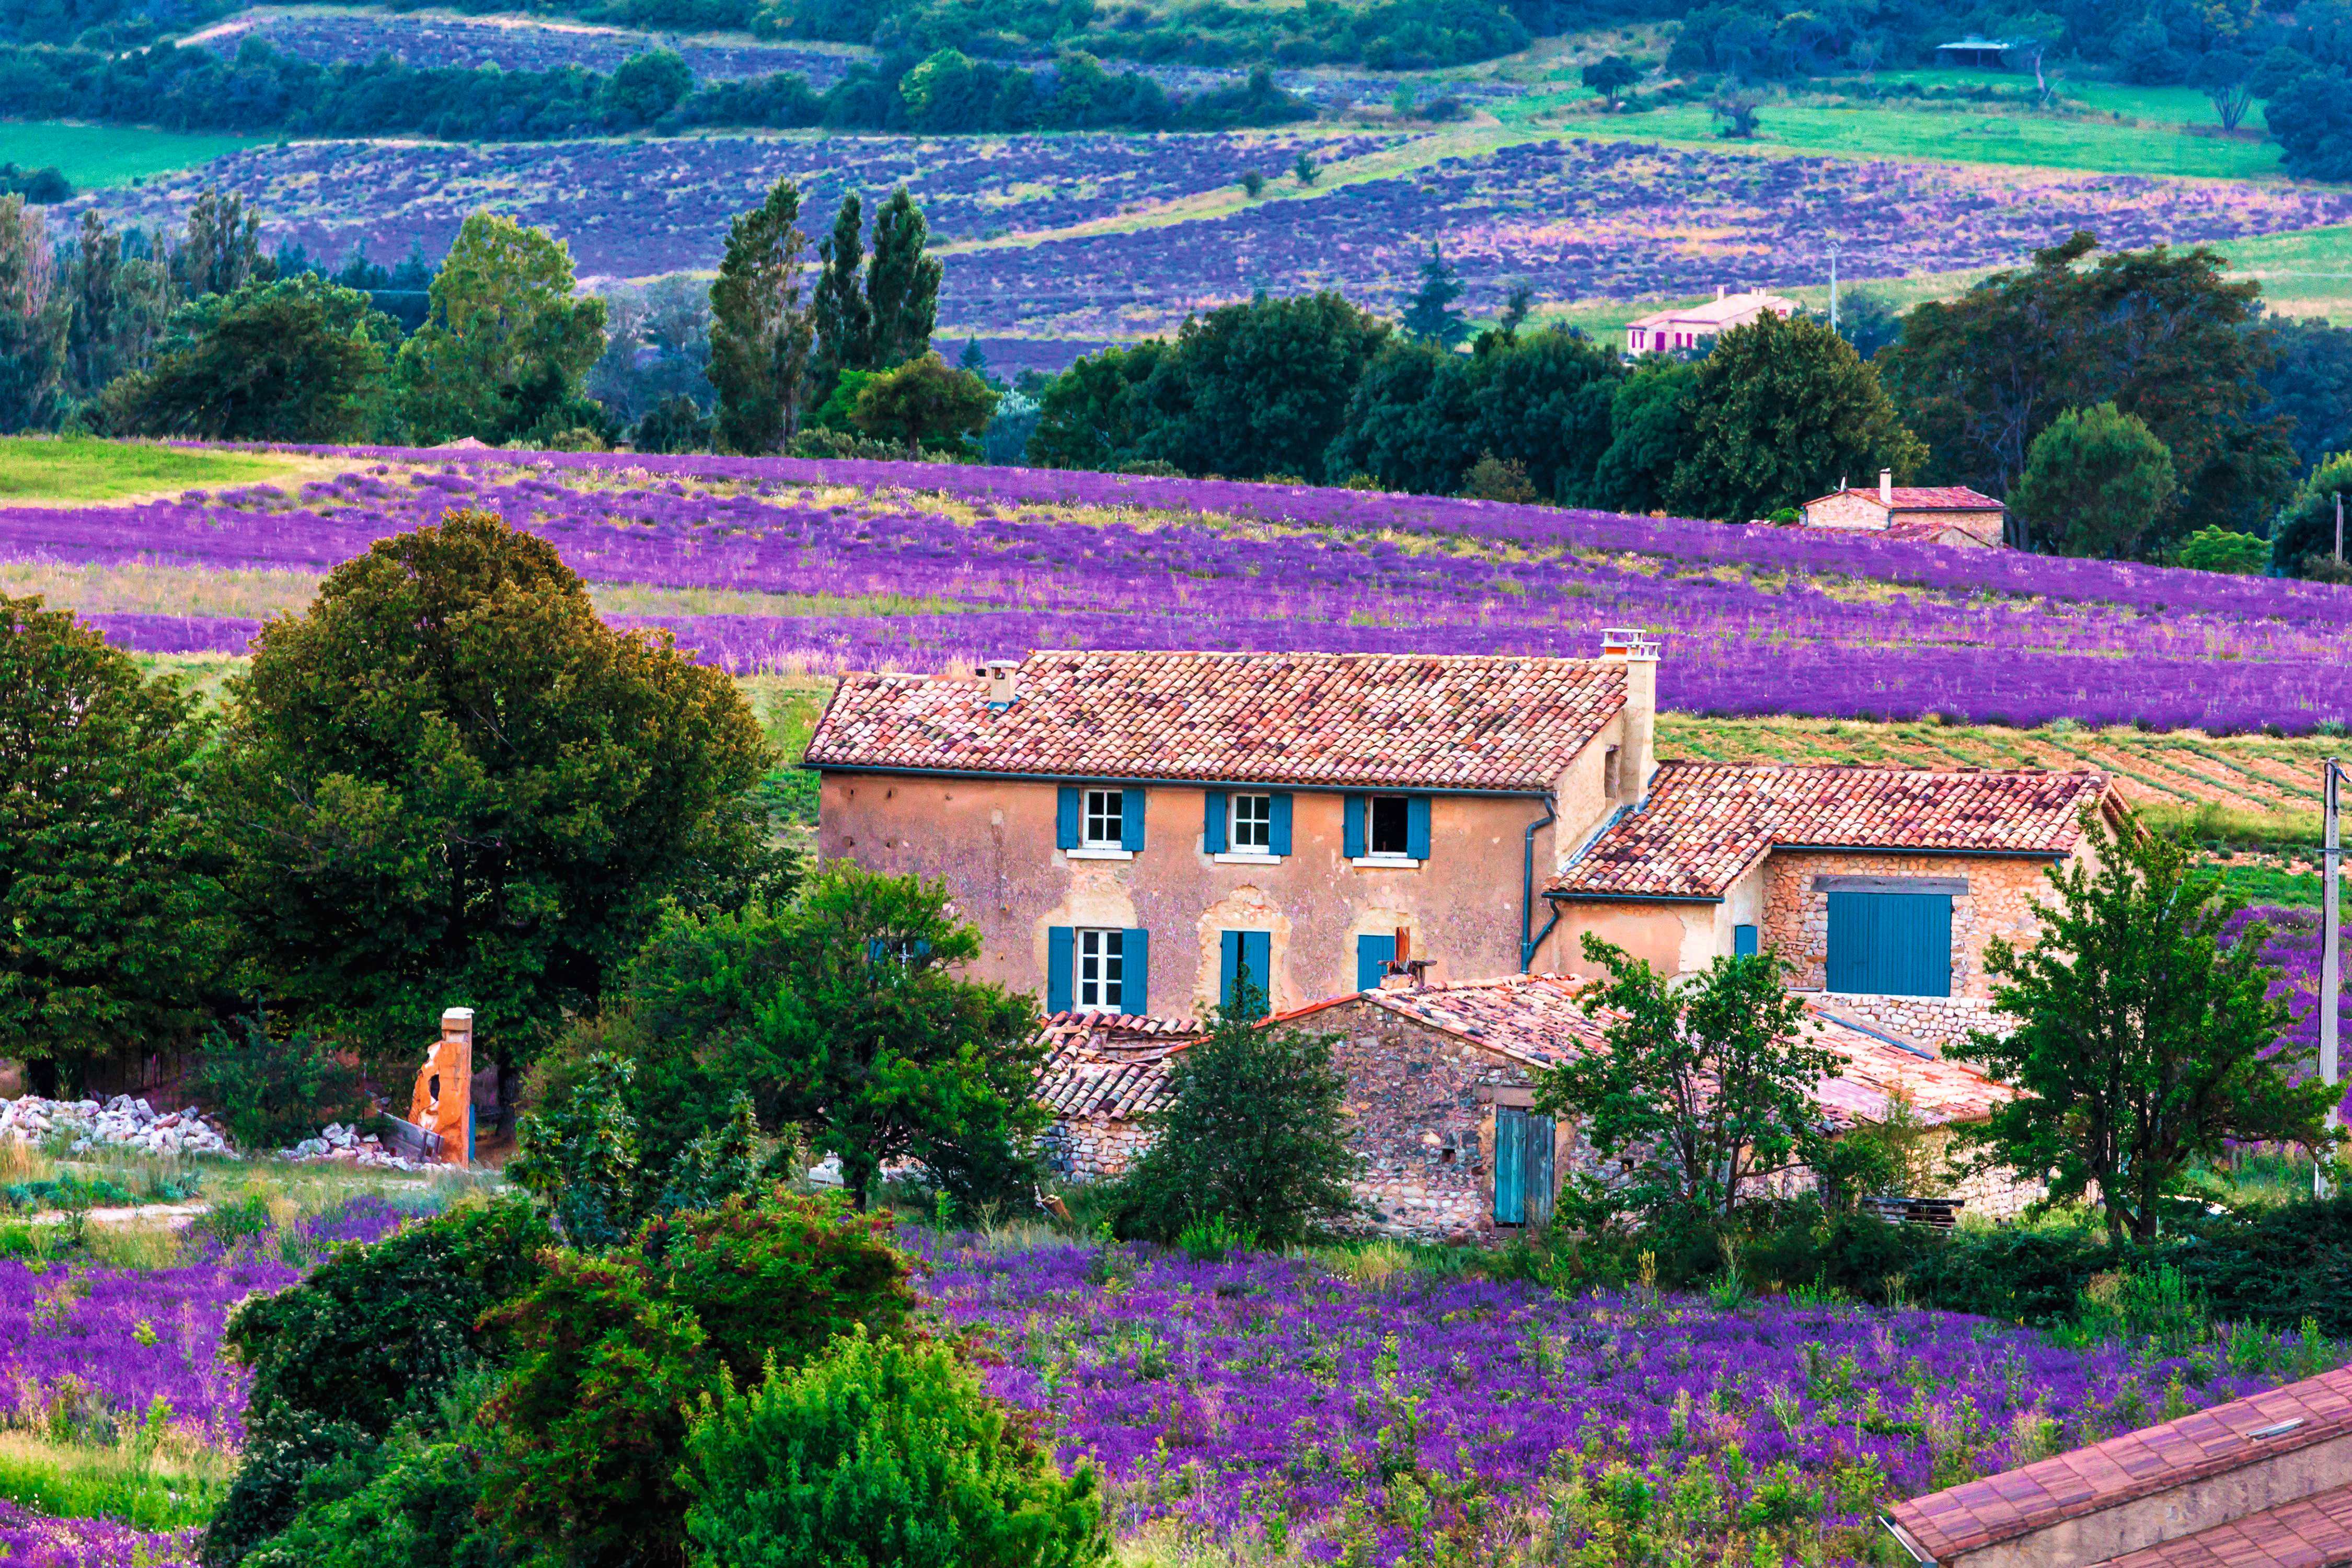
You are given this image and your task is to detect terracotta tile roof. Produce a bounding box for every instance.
[1808,486,2003,511]
[804,651,1627,791]
[1031,1012,1203,1122]
[1887,1367,2352,1565]
[2097,1481,2352,1568]
[1275,974,2008,1128]
[1551,763,2113,900]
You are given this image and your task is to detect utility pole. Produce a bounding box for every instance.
[2323,758,2344,1198]
[1828,243,1840,337]
[2335,490,2343,564]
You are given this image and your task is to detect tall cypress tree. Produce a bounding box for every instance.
[808,193,873,408]
[865,189,941,371]
[708,177,814,456]
[1398,241,1468,349]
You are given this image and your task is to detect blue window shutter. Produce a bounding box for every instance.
[1243,931,1270,1018]
[1124,926,1149,1013]
[1046,926,1074,1014]
[1343,795,1366,859]
[1494,1109,1526,1225]
[1056,787,1079,850]
[1356,933,1394,992]
[1204,790,1228,854]
[1734,924,1759,956]
[1270,793,1293,855]
[1219,930,1241,1008]
[1406,796,1431,860]
[1827,893,1951,997]
[1526,1113,1555,1227]
[1120,789,1145,851]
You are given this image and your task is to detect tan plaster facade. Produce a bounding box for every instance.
[818,691,1658,1013]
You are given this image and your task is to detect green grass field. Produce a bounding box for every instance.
[0,120,267,189]
[0,437,305,503]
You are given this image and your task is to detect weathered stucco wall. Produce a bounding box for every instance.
[819,774,1570,1013]
[1760,851,2060,1000]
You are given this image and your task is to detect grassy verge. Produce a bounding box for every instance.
[0,437,307,503]
[0,1431,233,1532]
[0,120,264,188]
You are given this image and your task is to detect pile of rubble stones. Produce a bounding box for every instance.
[0,1097,435,1171]
[283,1123,435,1172]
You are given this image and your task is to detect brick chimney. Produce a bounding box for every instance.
[1599,628,1659,804]
[1879,469,1894,506]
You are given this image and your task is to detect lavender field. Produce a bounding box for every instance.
[4,446,2348,733]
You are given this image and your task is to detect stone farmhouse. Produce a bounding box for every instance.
[1800,470,2008,547]
[806,639,2119,1237]
[1623,285,1797,355]
[1886,1363,2352,1568]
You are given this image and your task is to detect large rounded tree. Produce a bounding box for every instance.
[211,509,779,1076]
[1666,312,1925,523]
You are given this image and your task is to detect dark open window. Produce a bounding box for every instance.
[1369,795,1410,856]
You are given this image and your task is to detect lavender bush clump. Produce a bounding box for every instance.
[922,1239,2322,1565]
[0,1502,195,1568]
[0,1197,408,1445]
[6,447,2345,732]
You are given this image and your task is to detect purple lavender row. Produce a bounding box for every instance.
[0,1503,194,1568]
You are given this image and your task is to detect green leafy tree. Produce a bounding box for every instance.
[0,193,67,432]
[1952,812,2337,1247]
[61,211,172,408]
[808,192,873,408]
[1326,326,1623,501]
[1665,310,1926,522]
[1398,241,1468,348]
[171,189,271,300]
[709,177,815,455]
[1109,975,1359,1245]
[1022,340,1169,470]
[850,350,998,449]
[99,273,395,441]
[683,1328,1110,1568]
[1138,291,1390,482]
[394,212,607,445]
[866,188,942,371]
[2173,524,2270,574]
[208,509,778,1071]
[1881,233,2297,549]
[1533,935,1835,1229]
[2007,401,2178,558]
[2270,451,2352,577]
[1582,54,1640,109]
[479,1191,914,1568]
[601,49,692,125]
[552,863,1045,1211]
[1589,353,1699,515]
[197,1010,372,1151]
[0,595,220,1099]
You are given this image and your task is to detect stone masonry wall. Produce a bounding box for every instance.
[1806,993,2005,1056]
[1042,1117,1157,1184]
[1761,851,2057,1002]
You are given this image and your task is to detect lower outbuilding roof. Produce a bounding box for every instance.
[1551,762,2116,901]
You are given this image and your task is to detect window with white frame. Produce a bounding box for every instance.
[1082,789,1124,848]
[1232,793,1273,851]
[1076,928,1125,1011]
[1368,795,1411,857]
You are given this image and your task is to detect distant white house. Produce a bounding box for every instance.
[1624,286,1797,355]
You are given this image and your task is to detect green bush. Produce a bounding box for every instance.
[243,1414,509,1568]
[196,1011,372,1153]
[199,1414,376,1568]
[479,1189,915,1568]
[682,1328,1110,1568]
[2174,524,2270,574]
[2177,1196,2352,1336]
[223,1198,556,1438]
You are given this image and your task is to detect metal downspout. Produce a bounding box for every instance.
[1521,796,1557,972]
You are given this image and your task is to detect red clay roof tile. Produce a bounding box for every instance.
[804,650,1628,792]
[1551,763,2113,900]
[2097,1480,2352,1568]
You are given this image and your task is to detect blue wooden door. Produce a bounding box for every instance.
[1356,933,1395,992]
[1493,1108,1557,1226]
[1826,892,1952,997]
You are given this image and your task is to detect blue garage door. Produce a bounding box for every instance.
[1826,891,1952,997]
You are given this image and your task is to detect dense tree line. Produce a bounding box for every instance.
[1020,232,2348,574]
[0,35,1315,139]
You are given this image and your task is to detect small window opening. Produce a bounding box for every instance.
[1082,789,1124,847]
[1369,795,1410,856]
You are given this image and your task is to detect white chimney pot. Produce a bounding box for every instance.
[1879,469,1894,506]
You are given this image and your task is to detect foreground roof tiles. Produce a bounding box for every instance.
[1552,763,2112,900]
[2100,1481,2352,1568]
[804,650,1627,791]
[1032,1012,1203,1122]
[1887,1366,2352,1564]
